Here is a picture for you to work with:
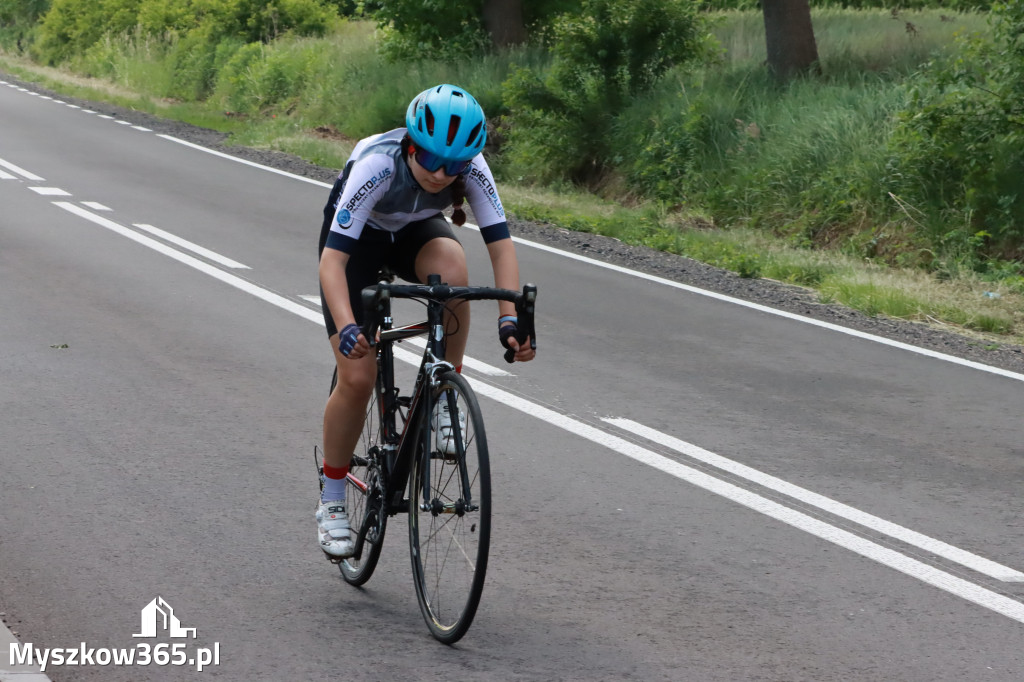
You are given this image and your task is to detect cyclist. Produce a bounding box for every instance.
[316,84,536,559]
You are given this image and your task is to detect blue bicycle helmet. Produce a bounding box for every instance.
[405,84,487,162]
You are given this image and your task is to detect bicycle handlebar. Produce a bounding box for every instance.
[360,278,538,364]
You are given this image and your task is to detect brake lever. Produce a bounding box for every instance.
[504,284,537,364]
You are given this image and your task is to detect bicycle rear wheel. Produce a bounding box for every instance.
[335,369,388,586]
[408,371,491,644]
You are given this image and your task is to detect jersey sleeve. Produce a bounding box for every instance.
[464,155,510,243]
[324,155,397,254]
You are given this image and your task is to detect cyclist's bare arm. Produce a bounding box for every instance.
[319,247,371,359]
[485,238,535,362]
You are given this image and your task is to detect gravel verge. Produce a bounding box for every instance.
[7,71,1024,376]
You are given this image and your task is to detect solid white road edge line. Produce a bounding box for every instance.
[604,417,1024,583]
[54,203,321,324]
[157,135,331,186]
[133,223,251,269]
[52,201,1024,625]
[58,205,510,377]
[502,230,1024,383]
[0,156,45,181]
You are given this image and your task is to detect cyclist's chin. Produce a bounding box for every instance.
[424,179,451,193]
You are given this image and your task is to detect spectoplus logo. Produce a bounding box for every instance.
[469,167,504,218]
[343,167,392,214]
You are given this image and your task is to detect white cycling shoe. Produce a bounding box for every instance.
[432,399,467,458]
[316,499,355,559]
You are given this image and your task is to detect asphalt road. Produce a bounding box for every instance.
[2,76,1023,681]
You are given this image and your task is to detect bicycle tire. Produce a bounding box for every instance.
[408,371,491,644]
[336,369,387,586]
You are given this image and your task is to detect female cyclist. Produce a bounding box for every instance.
[316,84,535,559]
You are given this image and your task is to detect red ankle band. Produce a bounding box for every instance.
[322,462,349,480]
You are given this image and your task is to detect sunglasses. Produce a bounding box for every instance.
[411,145,473,176]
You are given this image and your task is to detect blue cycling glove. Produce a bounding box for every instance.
[498,315,518,350]
[338,323,361,357]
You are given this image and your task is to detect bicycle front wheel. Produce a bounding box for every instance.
[339,376,387,586]
[409,371,491,644]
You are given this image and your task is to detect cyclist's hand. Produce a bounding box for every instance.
[338,323,370,359]
[506,334,535,362]
[498,316,518,350]
[499,317,535,362]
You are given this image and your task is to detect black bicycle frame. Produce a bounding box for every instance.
[358,273,536,526]
[366,274,455,518]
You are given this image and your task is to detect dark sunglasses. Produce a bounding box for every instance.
[411,145,473,176]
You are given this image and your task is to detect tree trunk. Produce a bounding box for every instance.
[762,0,820,80]
[482,0,528,48]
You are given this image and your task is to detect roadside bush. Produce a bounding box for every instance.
[889,0,1024,263]
[164,28,239,100]
[374,0,488,62]
[34,0,337,65]
[502,0,710,187]
[0,0,49,52]
[35,0,141,64]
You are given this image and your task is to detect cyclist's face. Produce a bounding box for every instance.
[408,150,459,194]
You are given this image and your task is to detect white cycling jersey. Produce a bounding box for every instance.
[324,128,508,254]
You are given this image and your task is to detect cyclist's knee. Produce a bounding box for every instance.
[416,238,467,286]
[334,360,376,397]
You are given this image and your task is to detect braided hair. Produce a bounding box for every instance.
[450,174,467,226]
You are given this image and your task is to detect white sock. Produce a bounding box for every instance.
[321,475,347,504]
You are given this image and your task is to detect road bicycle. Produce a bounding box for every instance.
[317,272,537,644]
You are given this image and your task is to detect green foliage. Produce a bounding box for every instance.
[890,0,1024,261]
[698,0,992,8]
[214,36,327,112]
[33,0,336,65]
[374,0,488,62]
[0,0,49,51]
[373,0,577,61]
[502,0,709,185]
[36,0,141,64]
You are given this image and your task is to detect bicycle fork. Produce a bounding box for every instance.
[419,360,476,517]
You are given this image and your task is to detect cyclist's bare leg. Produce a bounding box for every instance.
[415,237,469,367]
[323,337,377,470]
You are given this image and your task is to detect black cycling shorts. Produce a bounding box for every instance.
[318,214,460,337]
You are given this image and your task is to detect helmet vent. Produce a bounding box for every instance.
[447,115,462,146]
[424,105,435,136]
[467,122,483,149]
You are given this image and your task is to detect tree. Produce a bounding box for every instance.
[762,0,819,79]
[483,0,527,48]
